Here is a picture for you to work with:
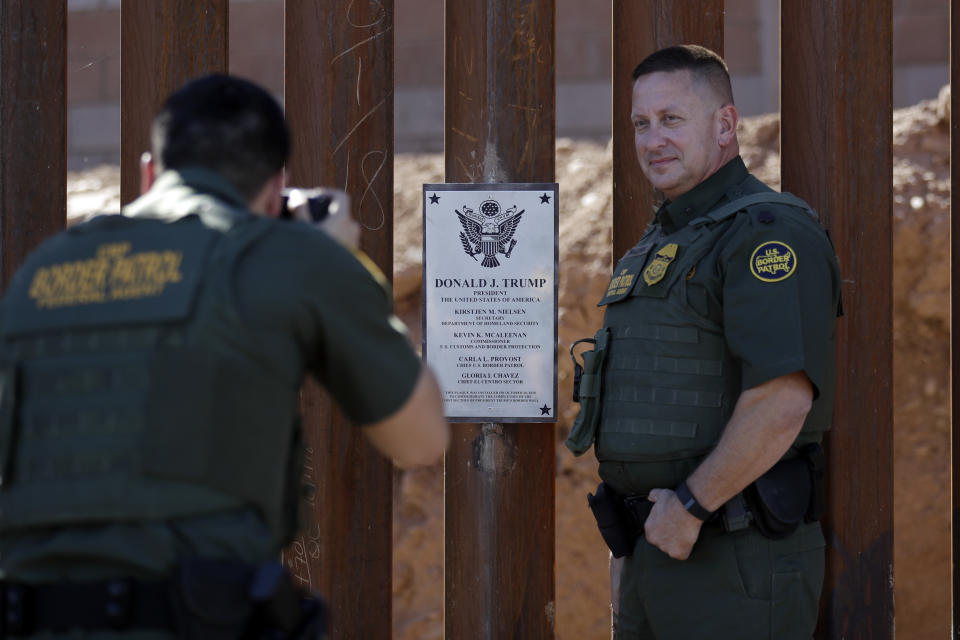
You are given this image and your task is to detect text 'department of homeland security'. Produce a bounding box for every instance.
[423,183,558,423]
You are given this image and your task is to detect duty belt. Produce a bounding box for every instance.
[0,558,327,638]
[621,491,754,533]
[1,579,174,636]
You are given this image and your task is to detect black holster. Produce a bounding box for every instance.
[587,482,651,558]
[170,558,327,640]
[0,561,326,640]
[745,443,826,540]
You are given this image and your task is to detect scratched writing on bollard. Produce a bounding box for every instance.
[282,444,316,587]
[331,0,390,232]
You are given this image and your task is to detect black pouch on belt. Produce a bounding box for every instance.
[168,558,256,640]
[746,443,824,540]
[249,562,328,639]
[169,558,327,640]
[565,327,611,456]
[587,481,640,558]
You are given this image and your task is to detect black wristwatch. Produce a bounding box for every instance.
[675,480,715,521]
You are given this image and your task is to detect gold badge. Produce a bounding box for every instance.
[643,243,678,286]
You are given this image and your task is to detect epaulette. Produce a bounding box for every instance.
[688,192,818,228]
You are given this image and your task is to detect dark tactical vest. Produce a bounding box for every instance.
[594,192,829,464]
[0,212,303,545]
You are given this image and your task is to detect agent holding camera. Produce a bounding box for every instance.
[566,46,842,638]
[0,74,448,638]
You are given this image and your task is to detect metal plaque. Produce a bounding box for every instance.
[423,183,558,423]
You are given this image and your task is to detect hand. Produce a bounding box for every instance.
[289,188,360,249]
[643,488,703,560]
[316,205,360,249]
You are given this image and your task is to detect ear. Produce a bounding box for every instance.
[716,104,739,148]
[259,172,287,218]
[139,152,156,195]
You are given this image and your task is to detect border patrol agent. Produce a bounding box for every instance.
[567,46,842,639]
[0,75,449,638]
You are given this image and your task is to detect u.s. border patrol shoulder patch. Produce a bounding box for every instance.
[750,241,797,282]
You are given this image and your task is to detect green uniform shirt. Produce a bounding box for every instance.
[0,168,422,582]
[656,157,840,397]
[599,157,842,494]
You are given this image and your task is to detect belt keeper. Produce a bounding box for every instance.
[721,492,753,532]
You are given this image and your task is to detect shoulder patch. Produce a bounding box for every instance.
[750,241,796,282]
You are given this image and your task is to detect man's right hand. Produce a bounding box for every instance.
[644,488,703,560]
[315,204,359,249]
[289,187,360,249]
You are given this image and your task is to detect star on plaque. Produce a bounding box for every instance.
[539,193,551,204]
[540,404,551,415]
[429,193,440,204]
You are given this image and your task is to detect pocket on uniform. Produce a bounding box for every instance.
[770,544,824,638]
[685,281,710,317]
[565,328,611,456]
[731,530,771,601]
[770,570,802,636]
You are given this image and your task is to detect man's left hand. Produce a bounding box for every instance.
[644,488,703,560]
[316,206,360,249]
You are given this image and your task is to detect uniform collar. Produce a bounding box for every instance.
[122,167,253,229]
[151,167,249,209]
[655,156,750,234]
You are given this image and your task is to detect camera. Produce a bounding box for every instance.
[279,187,348,224]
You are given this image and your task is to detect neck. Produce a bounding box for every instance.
[248,172,285,218]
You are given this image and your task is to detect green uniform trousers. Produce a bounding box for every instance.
[613,521,825,639]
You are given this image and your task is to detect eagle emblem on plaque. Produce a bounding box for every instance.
[456,199,524,268]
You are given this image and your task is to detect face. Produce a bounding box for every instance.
[630,70,736,201]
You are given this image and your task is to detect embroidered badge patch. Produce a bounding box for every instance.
[605,268,635,297]
[750,241,797,282]
[643,243,678,286]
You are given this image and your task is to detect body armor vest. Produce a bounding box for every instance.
[0,212,303,545]
[594,193,827,464]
